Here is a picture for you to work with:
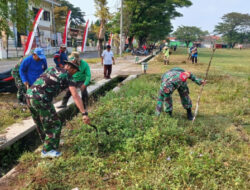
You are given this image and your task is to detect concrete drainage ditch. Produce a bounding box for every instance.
[0,49,160,180]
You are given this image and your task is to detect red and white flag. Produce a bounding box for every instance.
[63,10,72,46]
[81,20,89,52]
[108,33,113,46]
[24,8,44,56]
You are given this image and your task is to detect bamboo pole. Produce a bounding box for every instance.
[192,48,216,124]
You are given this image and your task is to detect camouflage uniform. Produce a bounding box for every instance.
[156,67,203,115]
[11,59,26,103]
[26,67,77,151]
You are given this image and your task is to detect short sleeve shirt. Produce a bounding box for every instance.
[102,50,114,65]
[26,67,77,103]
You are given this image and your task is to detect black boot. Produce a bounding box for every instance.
[57,103,67,109]
[167,111,172,117]
[57,90,71,108]
[187,108,193,120]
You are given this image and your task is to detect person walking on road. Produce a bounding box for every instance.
[19,48,47,89]
[26,58,90,158]
[155,67,206,120]
[101,45,115,79]
[54,44,68,68]
[11,56,26,104]
[58,52,91,109]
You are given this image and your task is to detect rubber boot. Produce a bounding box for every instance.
[187,108,193,120]
[167,111,172,117]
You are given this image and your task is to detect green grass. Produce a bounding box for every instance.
[0,94,30,133]
[7,48,250,189]
[84,57,101,64]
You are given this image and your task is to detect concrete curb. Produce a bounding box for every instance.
[112,75,138,93]
[136,49,161,65]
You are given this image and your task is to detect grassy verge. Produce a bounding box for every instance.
[84,57,101,64]
[0,94,30,133]
[10,48,249,189]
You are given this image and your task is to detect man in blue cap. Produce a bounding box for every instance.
[20,48,48,89]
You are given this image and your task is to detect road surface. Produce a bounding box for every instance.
[0,51,99,73]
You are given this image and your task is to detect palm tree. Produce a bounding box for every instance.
[94,0,110,57]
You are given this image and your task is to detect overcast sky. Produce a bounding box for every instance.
[70,0,250,33]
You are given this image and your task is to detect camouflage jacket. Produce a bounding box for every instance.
[160,67,202,93]
[26,67,77,103]
[11,60,22,80]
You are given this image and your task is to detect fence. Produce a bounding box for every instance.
[0,38,98,59]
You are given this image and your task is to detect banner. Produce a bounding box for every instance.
[63,10,72,46]
[24,8,44,56]
[81,20,89,52]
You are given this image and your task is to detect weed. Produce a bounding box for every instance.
[7,48,250,189]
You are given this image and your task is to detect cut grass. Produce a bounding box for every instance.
[8,48,250,189]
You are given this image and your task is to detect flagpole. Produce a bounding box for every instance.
[119,0,123,55]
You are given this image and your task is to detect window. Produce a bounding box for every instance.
[43,11,50,21]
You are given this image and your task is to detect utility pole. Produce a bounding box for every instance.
[119,0,123,56]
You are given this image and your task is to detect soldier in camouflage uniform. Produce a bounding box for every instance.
[11,57,26,104]
[26,56,90,158]
[155,67,205,120]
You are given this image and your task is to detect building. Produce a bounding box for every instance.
[31,0,61,48]
[0,0,61,59]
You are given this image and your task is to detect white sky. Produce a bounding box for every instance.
[69,0,250,33]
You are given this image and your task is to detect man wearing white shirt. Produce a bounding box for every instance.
[101,45,115,79]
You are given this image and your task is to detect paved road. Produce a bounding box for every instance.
[0,51,99,73]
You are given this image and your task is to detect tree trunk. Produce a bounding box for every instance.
[99,39,104,57]
[138,36,146,48]
[232,42,236,48]
[128,36,133,49]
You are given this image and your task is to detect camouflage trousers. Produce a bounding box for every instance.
[156,85,192,115]
[14,78,26,103]
[27,98,62,151]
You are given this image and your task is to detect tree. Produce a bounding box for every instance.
[0,0,40,57]
[214,12,250,48]
[124,0,192,46]
[94,0,111,57]
[56,0,85,28]
[54,6,68,32]
[174,26,208,47]
[0,0,11,38]
[0,0,40,37]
